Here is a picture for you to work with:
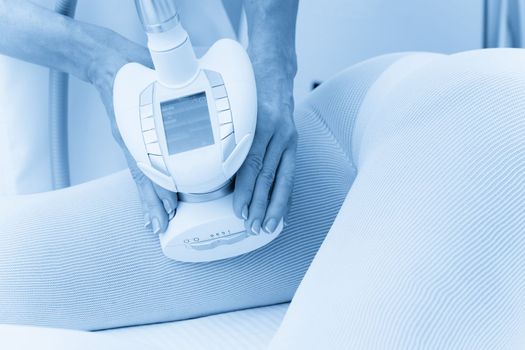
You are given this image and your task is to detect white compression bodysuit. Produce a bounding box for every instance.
[1,49,525,349]
[269,49,525,349]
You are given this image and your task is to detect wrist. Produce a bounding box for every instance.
[249,52,295,118]
[88,49,127,97]
[81,25,152,96]
[244,0,298,79]
[248,43,297,81]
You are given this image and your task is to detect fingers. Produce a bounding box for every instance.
[283,195,293,227]
[234,119,298,235]
[109,112,174,234]
[116,137,175,235]
[153,184,178,221]
[133,168,170,234]
[264,146,296,232]
[233,130,271,220]
[244,137,287,234]
[124,152,172,234]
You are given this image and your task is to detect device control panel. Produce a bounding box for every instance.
[138,69,238,182]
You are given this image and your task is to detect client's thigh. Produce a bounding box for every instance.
[0,53,406,330]
[270,49,525,349]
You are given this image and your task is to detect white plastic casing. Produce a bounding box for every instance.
[163,193,283,262]
[114,38,283,262]
[114,39,257,193]
[147,23,199,88]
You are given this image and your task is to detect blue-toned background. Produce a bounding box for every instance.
[0,0,519,192]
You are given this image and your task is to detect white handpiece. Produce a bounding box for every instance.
[114,0,283,262]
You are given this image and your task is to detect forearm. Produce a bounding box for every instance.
[0,0,150,88]
[243,0,298,78]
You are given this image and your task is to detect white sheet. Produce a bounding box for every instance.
[101,303,289,350]
[1,324,152,350]
[0,304,287,349]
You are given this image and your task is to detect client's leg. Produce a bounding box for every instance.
[269,49,525,349]
[0,53,408,330]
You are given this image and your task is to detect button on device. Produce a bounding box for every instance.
[220,123,233,139]
[147,142,162,155]
[143,129,157,144]
[141,116,155,131]
[140,84,154,106]
[140,104,154,118]
[189,230,248,251]
[205,70,224,87]
[218,110,232,124]
[221,133,236,160]
[212,85,227,99]
[215,98,230,111]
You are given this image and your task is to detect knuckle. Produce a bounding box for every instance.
[245,153,264,173]
[276,121,297,140]
[252,196,269,211]
[258,100,278,116]
[256,120,275,137]
[259,168,276,186]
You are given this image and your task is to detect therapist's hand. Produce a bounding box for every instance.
[233,50,298,234]
[91,44,177,235]
[0,0,176,235]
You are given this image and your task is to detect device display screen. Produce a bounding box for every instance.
[161,92,214,155]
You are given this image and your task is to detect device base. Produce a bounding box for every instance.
[159,193,282,262]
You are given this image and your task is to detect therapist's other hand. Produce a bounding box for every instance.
[91,45,177,235]
[233,53,298,235]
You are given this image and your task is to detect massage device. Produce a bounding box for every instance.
[113,0,283,262]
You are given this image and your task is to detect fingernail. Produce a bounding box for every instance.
[152,217,161,235]
[168,209,176,221]
[162,199,173,215]
[251,219,261,235]
[144,213,151,228]
[264,218,278,234]
[241,205,249,220]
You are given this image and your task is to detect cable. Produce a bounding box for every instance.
[49,0,78,189]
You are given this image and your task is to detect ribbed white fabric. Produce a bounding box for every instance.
[4,49,523,348]
[0,52,404,331]
[269,49,525,349]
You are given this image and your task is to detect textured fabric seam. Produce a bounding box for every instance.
[306,103,355,172]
